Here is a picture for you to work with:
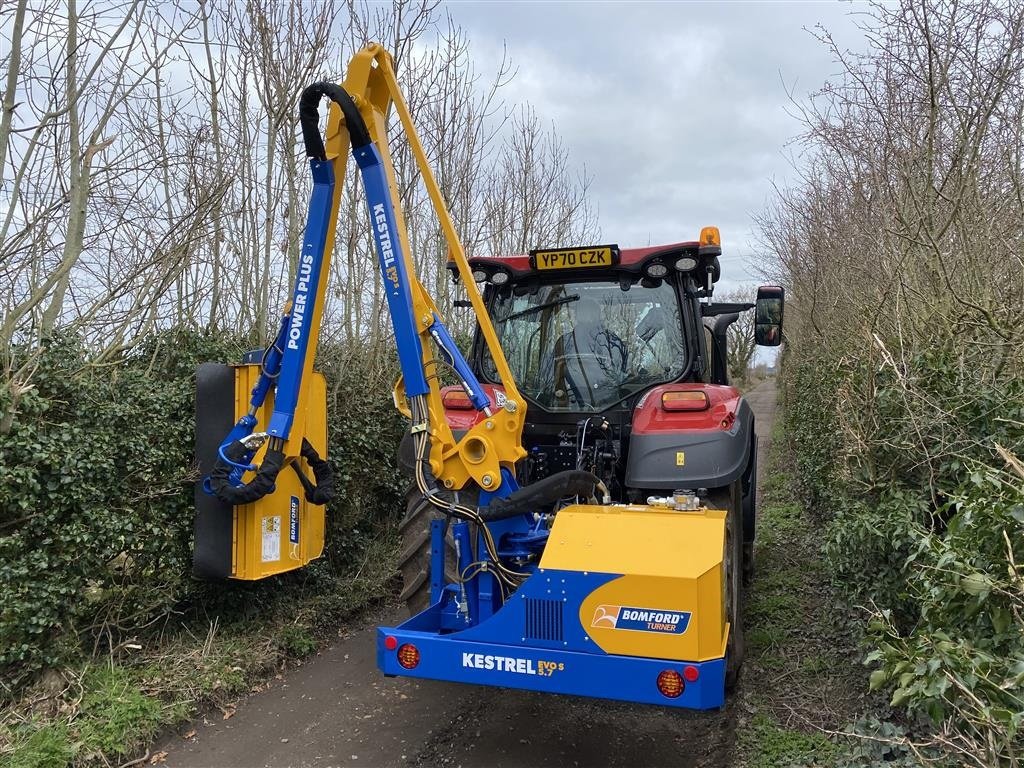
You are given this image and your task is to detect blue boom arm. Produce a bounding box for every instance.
[203,80,495,506]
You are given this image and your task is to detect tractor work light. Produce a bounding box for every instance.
[675,256,698,271]
[472,268,489,283]
[661,390,709,411]
[656,669,684,698]
[442,389,474,410]
[397,643,420,669]
[490,270,510,285]
[644,261,669,279]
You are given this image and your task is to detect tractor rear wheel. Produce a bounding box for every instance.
[397,484,477,616]
[397,486,456,615]
[707,481,745,691]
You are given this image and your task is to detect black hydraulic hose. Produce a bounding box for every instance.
[209,440,286,506]
[477,470,601,522]
[298,82,372,161]
[290,439,336,505]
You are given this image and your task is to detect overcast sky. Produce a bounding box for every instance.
[441,0,870,291]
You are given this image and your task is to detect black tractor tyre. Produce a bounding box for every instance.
[397,484,476,616]
[707,481,745,692]
[741,442,757,586]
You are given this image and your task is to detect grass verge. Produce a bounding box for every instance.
[733,420,873,768]
[0,534,398,768]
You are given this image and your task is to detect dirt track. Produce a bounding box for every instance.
[162,382,778,768]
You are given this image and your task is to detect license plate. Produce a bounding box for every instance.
[531,245,617,271]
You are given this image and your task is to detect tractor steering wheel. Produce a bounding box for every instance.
[558,352,615,407]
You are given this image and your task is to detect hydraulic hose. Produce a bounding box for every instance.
[290,438,336,505]
[209,439,286,505]
[298,82,372,160]
[476,470,601,522]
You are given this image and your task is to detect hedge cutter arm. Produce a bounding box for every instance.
[205,44,526,504]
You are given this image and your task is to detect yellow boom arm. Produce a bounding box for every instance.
[307,43,526,492]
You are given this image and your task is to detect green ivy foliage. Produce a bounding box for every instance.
[0,330,404,697]
[783,340,1024,761]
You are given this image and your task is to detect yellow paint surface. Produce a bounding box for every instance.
[542,504,728,661]
[231,365,327,580]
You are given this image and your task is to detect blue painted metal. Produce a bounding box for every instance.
[473,468,525,620]
[248,313,290,410]
[477,467,518,507]
[352,144,429,397]
[429,518,445,607]
[267,159,336,439]
[377,627,725,710]
[201,413,258,494]
[452,521,478,621]
[427,315,491,411]
[378,566,726,709]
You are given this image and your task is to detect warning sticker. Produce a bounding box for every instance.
[261,516,281,562]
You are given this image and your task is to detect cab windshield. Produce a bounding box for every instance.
[482,279,687,412]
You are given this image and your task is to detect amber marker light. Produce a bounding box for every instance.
[397,643,420,669]
[656,669,685,698]
[699,226,721,247]
[661,391,710,412]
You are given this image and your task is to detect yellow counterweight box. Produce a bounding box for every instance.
[540,503,728,662]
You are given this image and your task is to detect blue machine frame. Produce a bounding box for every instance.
[377,565,725,710]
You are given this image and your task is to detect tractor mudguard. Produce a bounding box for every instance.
[625,392,753,491]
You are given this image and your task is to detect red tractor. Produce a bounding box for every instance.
[400,233,784,687]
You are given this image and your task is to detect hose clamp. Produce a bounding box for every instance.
[240,432,269,450]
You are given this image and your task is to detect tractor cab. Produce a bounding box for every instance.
[446,230,783,506]
[481,273,687,412]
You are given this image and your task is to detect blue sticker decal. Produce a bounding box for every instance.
[289,496,300,544]
[591,605,691,634]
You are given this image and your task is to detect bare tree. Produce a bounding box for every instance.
[0,0,601,409]
[716,287,757,386]
[758,2,1024,761]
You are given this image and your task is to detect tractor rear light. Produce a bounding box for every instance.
[675,256,697,271]
[442,390,474,410]
[397,643,420,669]
[656,669,684,698]
[644,261,669,279]
[384,635,398,650]
[661,391,709,411]
[683,665,699,683]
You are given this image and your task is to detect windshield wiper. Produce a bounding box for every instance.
[504,294,580,321]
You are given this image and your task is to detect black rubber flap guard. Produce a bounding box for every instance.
[193,363,235,579]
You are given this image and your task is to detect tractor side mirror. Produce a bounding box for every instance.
[754,285,785,346]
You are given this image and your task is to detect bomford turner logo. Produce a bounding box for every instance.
[592,605,691,635]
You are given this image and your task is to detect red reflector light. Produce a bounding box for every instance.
[656,669,684,698]
[397,643,420,669]
[384,635,397,651]
[661,391,709,411]
[442,390,474,410]
[683,665,699,682]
